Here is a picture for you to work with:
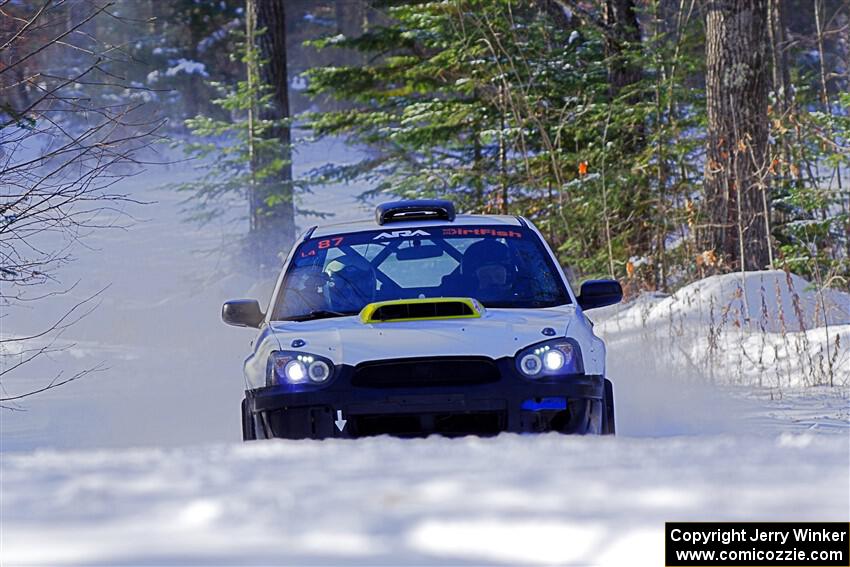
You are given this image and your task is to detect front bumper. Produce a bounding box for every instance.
[245,358,605,439]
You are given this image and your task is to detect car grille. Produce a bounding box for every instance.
[351,357,500,388]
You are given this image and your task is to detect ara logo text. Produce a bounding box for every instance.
[373,229,431,239]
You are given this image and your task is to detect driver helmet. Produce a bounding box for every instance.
[460,239,516,294]
[323,253,377,312]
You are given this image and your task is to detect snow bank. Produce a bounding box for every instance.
[596,271,849,390]
[609,270,849,332]
[3,431,848,566]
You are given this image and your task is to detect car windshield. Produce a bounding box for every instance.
[272,225,570,321]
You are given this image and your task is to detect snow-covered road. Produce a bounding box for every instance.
[3,347,848,565]
[3,428,848,566]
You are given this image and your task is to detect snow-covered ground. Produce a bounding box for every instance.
[3,430,848,566]
[1,138,848,565]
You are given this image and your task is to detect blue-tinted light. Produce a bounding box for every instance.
[521,397,568,411]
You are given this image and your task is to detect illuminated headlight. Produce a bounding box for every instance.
[543,349,565,371]
[269,351,335,386]
[284,360,306,382]
[515,339,582,379]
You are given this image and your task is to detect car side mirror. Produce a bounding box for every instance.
[222,299,265,328]
[577,279,623,310]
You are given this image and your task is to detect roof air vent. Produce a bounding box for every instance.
[375,199,456,225]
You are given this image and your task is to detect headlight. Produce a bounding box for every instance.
[543,349,565,371]
[307,360,331,383]
[283,359,306,382]
[519,353,543,375]
[515,339,582,379]
[268,351,335,387]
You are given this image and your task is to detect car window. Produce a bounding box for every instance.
[272,225,570,320]
[379,240,460,288]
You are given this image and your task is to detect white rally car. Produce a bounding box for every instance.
[223,200,622,439]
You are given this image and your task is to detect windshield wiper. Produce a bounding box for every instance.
[288,309,354,322]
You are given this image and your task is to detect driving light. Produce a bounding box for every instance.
[543,348,565,371]
[515,339,582,379]
[284,360,306,382]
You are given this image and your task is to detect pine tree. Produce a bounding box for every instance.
[173,25,293,271]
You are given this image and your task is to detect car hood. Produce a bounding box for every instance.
[267,305,602,371]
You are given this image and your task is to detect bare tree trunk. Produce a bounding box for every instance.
[336,0,367,39]
[604,0,642,98]
[246,4,258,235]
[538,0,575,30]
[703,0,771,271]
[604,0,657,281]
[814,0,845,245]
[247,0,295,270]
[767,0,790,116]
[767,0,794,235]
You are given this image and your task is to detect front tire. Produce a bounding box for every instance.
[241,397,257,441]
[602,378,616,435]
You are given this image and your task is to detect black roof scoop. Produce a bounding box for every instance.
[375,199,456,225]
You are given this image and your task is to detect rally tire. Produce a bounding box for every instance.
[242,397,257,441]
[602,378,616,435]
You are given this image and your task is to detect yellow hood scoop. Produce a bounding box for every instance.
[359,297,485,324]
